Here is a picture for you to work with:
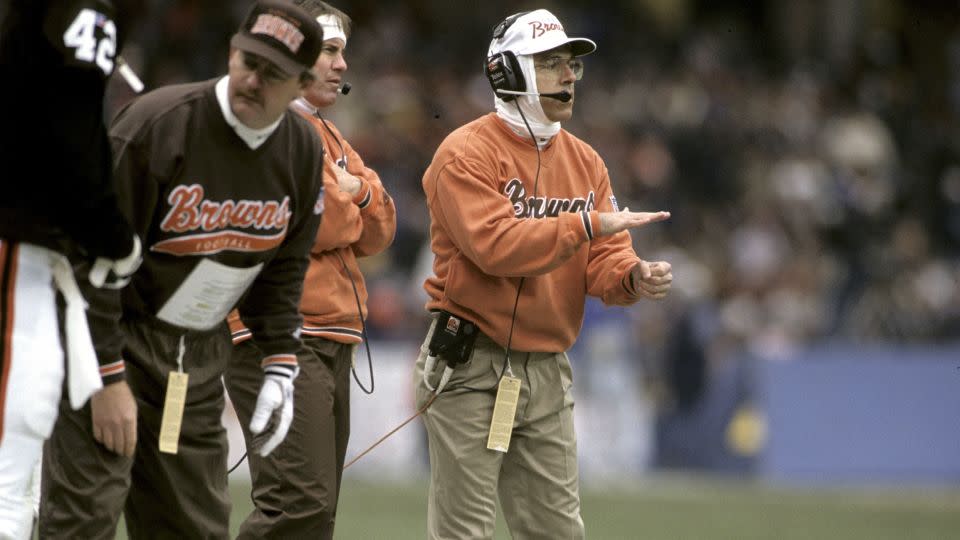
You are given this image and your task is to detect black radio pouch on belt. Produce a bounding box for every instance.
[428,311,480,367]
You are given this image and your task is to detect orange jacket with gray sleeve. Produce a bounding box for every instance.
[422,113,647,352]
[230,107,396,344]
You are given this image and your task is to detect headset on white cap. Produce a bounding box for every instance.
[487,9,595,59]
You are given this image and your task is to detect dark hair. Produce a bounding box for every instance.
[291,0,352,38]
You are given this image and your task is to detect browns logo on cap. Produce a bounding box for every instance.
[230,0,323,77]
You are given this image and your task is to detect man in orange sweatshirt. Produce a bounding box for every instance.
[226,2,396,538]
[416,9,673,539]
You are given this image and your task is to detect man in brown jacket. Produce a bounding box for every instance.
[226,2,396,538]
[39,2,325,538]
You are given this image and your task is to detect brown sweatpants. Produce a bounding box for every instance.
[39,320,233,540]
[414,319,585,540]
[224,336,353,540]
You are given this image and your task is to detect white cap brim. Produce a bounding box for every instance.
[515,35,596,57]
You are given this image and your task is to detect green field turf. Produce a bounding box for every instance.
[202,474,960,540]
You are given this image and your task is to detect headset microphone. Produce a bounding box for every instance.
[338,82,352,95]
[496,89,571,103]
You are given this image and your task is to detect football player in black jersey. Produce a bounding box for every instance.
[0,2,143,538]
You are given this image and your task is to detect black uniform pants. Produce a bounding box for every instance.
[39,320,233,540]
[224,336,352,540]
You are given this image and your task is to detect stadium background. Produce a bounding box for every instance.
[104,0,959,537]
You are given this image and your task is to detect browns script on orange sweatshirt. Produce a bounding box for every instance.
[423,113,648,352]
[230,106,396,344]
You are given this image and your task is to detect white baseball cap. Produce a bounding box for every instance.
[488,9,597,58]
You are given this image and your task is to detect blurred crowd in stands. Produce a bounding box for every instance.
[106,0,959,415]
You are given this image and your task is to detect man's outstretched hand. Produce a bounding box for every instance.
[598,209,670,237]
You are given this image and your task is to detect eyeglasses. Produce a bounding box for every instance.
[534,56,584,80]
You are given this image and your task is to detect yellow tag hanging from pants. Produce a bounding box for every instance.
[159,371,189,454]
[486,375,521,452]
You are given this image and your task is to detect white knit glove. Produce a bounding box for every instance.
[249,369,297,456]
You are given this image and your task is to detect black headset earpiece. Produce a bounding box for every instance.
[485,11,531,101]
[485,50,524,101]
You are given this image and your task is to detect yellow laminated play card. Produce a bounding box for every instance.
[159,371,189,454]
[486,376,521,452]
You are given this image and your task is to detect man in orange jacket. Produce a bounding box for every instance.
[416,9,672,539]
[226,1,396,538]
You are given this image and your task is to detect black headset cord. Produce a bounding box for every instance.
[457,100,541,393]
[228,113,376,476]
[296,99,545,471]
[316,112,375,394]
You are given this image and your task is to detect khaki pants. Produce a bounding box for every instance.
[414,320,584,540]
[225,336,353,540]
[39,320,232,540]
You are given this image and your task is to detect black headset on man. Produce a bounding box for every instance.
[484,11,572,103]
